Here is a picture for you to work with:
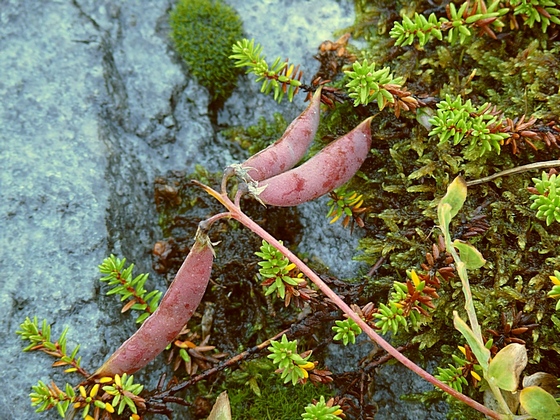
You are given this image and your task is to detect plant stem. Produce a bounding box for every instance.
[194,181,503,419]
[466,160,560,186]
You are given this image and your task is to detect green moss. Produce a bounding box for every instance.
[221,113,288,157]
[226,361,334,420]
[339,0,560,401]
[169,0,243,104]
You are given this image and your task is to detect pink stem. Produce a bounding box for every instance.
[194,182,503,419]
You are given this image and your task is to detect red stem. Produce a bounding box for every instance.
[193,182,503,419]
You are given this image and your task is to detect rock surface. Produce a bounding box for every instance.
[0,0,446,418]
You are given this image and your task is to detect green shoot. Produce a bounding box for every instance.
[428,95,509,159]
[99,255,162,324]
[332,318,362,345]
[529,172,560,226]
[344,59,404,109]
[301,395,344,419]
[230,38,303,103]
[548,271,560,310]
[101,373,145,416]
[510,0,560,32]
[255,240,305,300]
[29,381,75,417]
[16,316,86,376]
[326,187,367,230]
[267,334,315,386]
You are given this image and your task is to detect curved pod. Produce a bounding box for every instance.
[241,87,322,181]
[93,234,214,377]
[257,117,373,207]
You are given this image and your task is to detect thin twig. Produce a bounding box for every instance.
[193,182,503,420]
[466,160,560,186]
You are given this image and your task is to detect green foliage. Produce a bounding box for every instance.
[16,316,82,373]
[510,0,560,32]
[434,361,469,393]
[388,1,560,47]
[530,172,560,226]
[301,395,343,419]
[29,381,75,417]
[428,95,508,159]
[17,317,146,418]
[255,240,305,299]
[170,0,243,102]
[267,334,315,386]
[374,301,408,335]
[227,372,334,420]
[332,318,362,345]
[326,186,366,228]
[230,38,303,103]
[222,112,288,156]
[389,12,443,47]
[99,255,162,324]
[102,373,144,416]
[344,59,404,108]
[548,271,560,310]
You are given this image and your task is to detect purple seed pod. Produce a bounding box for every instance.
[93,230,214,377]
[256,117,373,207]
[240,87,323,181]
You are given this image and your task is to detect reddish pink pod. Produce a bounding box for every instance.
[256,117,373,207]
[241,87,323,181]
[93,233,214,378]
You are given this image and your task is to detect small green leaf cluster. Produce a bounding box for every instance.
[102,373,144,416]
[267,334,315,385]
[390,12,443,46]
[255,240,305,299]
[75,383,116,419]
[231,38,302,102]
[372,270,437,335]
[548,271,560,310]
[301,396,343,419]
[510,0,560,32]
[390,2,508,46]
[99,255,162,324]
[332,318,362,345]
[170,0,243,103]
[326,186,365,226]
[434,361,469,393]
[435,345,486,393]
[373,300,408,335]
[529,172,560,226]
[29,381,75,417]
[16,316,82,371]
[428,95,508,159]
[344,59,404,108]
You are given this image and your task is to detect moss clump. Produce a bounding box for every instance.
[227,361,334,420]
[169,0,243,104]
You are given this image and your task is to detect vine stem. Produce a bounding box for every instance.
[192,181,504,420]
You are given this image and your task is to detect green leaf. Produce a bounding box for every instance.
[487,343,527,392]
[453,311,490,370]
[453,240,486,269]
[519,386,560,420]
[438,176,467,230]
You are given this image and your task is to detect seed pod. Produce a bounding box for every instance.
[93,230,214,378]
[256,117,373,207]
[240,87,323,181]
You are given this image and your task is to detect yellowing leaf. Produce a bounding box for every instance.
[437,176,467,230]
[453,240,486,270]
[207,391,232,420]
[453,311,490,370]
[487,343,527,392]
[519,386,560,420]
